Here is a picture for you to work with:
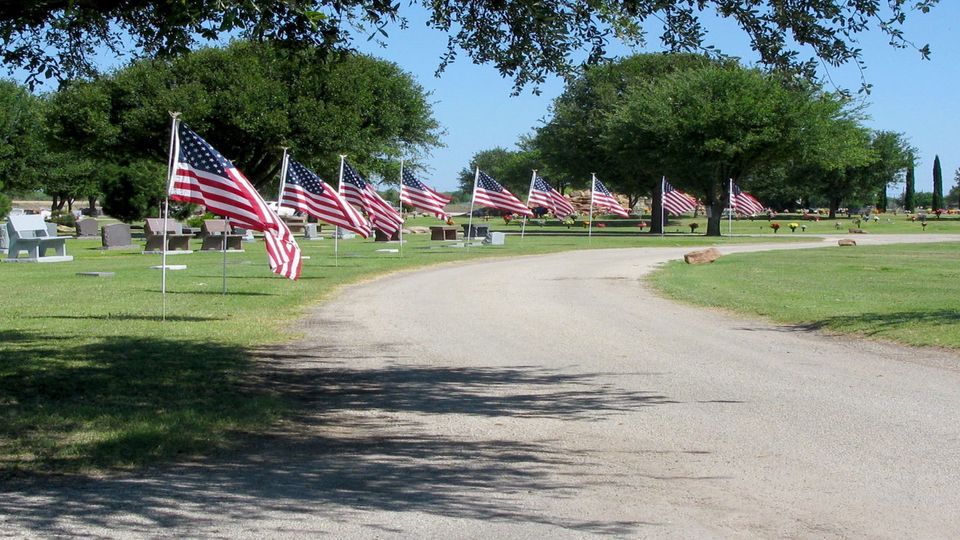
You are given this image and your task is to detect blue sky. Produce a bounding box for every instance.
[353,4,959,195]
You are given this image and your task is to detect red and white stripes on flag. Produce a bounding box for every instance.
[340,161,404,236]
[528,175,575,218]
[591,176,630,218]
[662,179,698,216]
[280,157,371,238]
[731,181,765,215]
[400,169,450,219]
[474,170,534,217]
[169,122,302,280]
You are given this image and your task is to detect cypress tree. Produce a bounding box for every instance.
[932,155,943,210]
[904,163,915,212]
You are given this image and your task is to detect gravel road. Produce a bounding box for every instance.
[3,235,960,538]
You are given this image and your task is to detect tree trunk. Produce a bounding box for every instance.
[705,190,722,236]
[650,180,663,234]
[88,195,98,216]
[828,197,840,220]
[67,198,74,212]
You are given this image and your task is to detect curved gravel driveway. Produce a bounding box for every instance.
[3,235,960,538]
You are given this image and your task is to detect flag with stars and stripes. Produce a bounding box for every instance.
[731,181,765,215]
[474,170,533,217]
[169,123,301,280]
[340,161,404,236]
[400,169,451,219]
[528,175,575,218]
[591,176,630,218]
[281,158,371,238]
[662,179,698,216]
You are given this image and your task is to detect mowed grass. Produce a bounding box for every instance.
[649,242,960,349]
[0,219,792,475]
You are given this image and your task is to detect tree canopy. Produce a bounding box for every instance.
[1,1,939,93]
[46,41,441,192]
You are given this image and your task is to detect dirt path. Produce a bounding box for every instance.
[3,235,960,538]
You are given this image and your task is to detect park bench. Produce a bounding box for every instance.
[143,218,193,253]
[200,219,244,251]
[4,214,73,263]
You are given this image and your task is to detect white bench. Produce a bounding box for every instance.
[4,215,73,263]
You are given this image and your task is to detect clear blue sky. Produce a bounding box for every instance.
[354,4,959,195]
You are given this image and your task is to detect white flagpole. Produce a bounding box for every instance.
[466,167,479,249]
[521,169,536,240]
[728,178,734,236]
[588,173,596,243]
[161,112,181,321]
[398,159,404,258]
[335,155,347,267]
[660,176,666,237]
[277,147,289,204]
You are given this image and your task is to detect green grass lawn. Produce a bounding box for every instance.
[1,218,797,475]
[649,242,960,349]
[504,213,960,235]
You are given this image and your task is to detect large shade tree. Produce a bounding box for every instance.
[0,80,45,217]
[534,53,713,231]
[0,2,938,93]
[603,64,848,235]
[46,41,441,194]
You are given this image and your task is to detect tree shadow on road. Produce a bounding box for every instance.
[2,337,675,536]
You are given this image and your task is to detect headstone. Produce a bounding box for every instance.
[46,222,58,237]
[76,218,99,237]
[101,223,138,250]
[304,223,322,240]
[462,224,489,239]
[335,230,356,239]
[150,264,187,270]
[838,239,857,247]
[0,223,7,250]
[848,228,867,234]
[684,247,722,265]
[235,228,256,242]
[483,231,506,245]
[76,271,115,278]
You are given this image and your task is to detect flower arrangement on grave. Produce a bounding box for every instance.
[689,222,699,233]
[789,222,799,232]
[770,222,781,233]
[636,221,647,231]
[801,224,807,232]
[446,217,455,226]
[596,222,607,228]
[563,217,574,229]
[922,222,928,230]
[502,213,513,225]
[935,209,944,219]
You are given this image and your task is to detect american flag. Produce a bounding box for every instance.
[474,170,533,217]
[731,181,765,215]
[400,169,451,219]
[340,161,404,236]
[662,179,698,216]
[281,158,371,238]
[528,175,575,218]
[169,123,301,280]
[591,176,629,218]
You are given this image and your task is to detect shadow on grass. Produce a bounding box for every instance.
[0,332,274,474]
[1,336,677,535]
[798,309,960,336]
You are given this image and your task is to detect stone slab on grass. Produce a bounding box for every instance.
[684,247,722,265]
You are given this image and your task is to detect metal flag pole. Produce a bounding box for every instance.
[521,169,536,240]
[336,155,346,267]
[277,147,289,203]
[660,176,666,237]
[398,159,404,258]
[588,173,596,243]
[161,111,181,321]
[466,167,479,249]
[728,178,734,236]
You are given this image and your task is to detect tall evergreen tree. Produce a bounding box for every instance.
[904,161,915,212]
[932,155,943,210]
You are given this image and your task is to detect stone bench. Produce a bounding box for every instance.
[144,218,193,253]
[200,219,244,251]
[4,214,73,263]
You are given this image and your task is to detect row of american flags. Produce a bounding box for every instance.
[168,122,765,281]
